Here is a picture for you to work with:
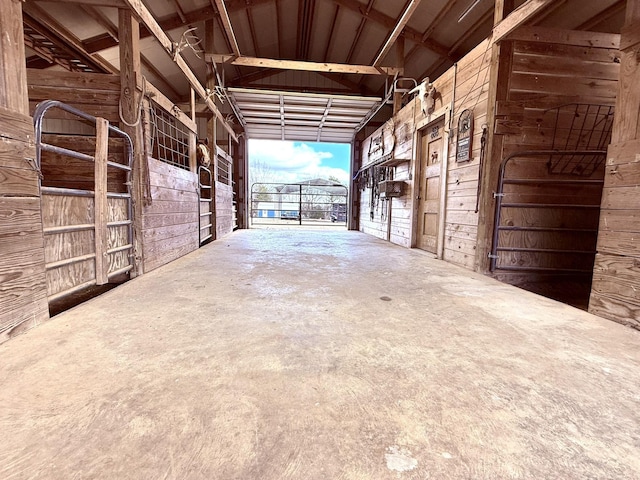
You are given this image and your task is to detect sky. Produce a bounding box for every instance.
[248,139,351,186]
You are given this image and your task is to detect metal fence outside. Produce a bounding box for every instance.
[250,182,348,226]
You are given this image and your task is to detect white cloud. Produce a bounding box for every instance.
[249,140,350,185]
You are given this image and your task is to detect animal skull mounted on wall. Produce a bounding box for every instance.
[409,78,437,117]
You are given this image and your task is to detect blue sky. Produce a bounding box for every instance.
[248,139,351,185]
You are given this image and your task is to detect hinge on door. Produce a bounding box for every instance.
[488,254,499,259]
[493,192,505,198]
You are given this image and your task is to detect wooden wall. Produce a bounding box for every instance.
[141,158,199,272]
[0,3,49,343]
[357,39,492,268]
[589,4,640,329]
[215,147,236,237]
[0,111,49,342]
[489,27,620,307]
[28,69,121,125]
[440,40,492,269]
[358,101,415,247]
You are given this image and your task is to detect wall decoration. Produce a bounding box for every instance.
[456,109,474,163]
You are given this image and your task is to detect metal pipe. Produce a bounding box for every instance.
[41,186,94,197]
[33,99,135,279]
[489,149,606,272]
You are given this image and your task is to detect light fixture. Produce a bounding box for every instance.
[458,0,483,23]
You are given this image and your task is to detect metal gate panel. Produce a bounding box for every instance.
[250,182,348,226]
[34,100,134,302]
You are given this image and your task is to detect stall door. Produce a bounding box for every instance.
[416,120,444,253]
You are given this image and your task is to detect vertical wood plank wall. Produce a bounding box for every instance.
[358,39,492,269]
[589,3,640,329]
[141,158,199,272]
[490,30,619,307]
[0,3,49,342]
[215,147,236,237]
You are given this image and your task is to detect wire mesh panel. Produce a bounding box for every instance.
[148,103,191,170]
[250,182,348,226]
[547,104,614,176]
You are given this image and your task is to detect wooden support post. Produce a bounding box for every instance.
[475,0,515,272]
[0,0,49,342]
[205,18,218,238]
[119,8,145,275]
[122,0,238,142]
[589,0,640,328]
[393,37,405,115]
[94,118,109,285]
[190,88,196,123]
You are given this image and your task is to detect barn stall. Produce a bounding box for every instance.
[355,37,494,270]
[2,47,240,342]
[356,21,622,310]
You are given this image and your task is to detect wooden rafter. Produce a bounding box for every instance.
[344,0,375,66]
[44,0,126,6]
[232,68,282,86]
[323,4,340,62]
[275,0,282,58]
[246,6,260,57]
[448,7,493,56]
[22,3,117,74]
[493,0,555,43]
[331,0,453,61]
[212,0,241,55]
[121,0,238,141]
[207,54,403,76]
[577,0,625,30]
[372,0,424,66]
[297,0,316,59]
[317,72,372,96]
[404,0,458,65]
[80,5,182,100]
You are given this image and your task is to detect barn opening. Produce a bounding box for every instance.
[248,139,351,227]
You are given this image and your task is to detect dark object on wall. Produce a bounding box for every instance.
[456,109,473,163]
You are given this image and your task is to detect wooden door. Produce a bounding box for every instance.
[416,120,445,253]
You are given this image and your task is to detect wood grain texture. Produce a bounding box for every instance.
[142,158,199,272]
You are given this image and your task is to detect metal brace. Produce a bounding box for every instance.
[24,157,43,179]
[488,254,499,259]
[493,192,505,198]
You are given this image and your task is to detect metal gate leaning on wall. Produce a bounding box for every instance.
[34,101,135,305]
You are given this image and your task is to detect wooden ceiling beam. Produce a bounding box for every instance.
[404,0,458,64]
[83,33,118,54]
[577,0,625,31]
[80,5,182,100]
[317,72,373,96]
[231,68,282,86]
[81,2,274,55]
[22,3,117,74]
[26,56,55,69]
[373,0,424,66]
[492,0,555,43]
[43,0,126,6]
[331,0,453,61]
[213,0,241,55]
[323,4,340,62]
[448,8,493,56]
[122,0,238,141]
[208,54,402,76]
[246,7,260,57]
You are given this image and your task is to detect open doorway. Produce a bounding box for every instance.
[248,140,351,228]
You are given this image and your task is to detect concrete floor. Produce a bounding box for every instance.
[1,229,640,479]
